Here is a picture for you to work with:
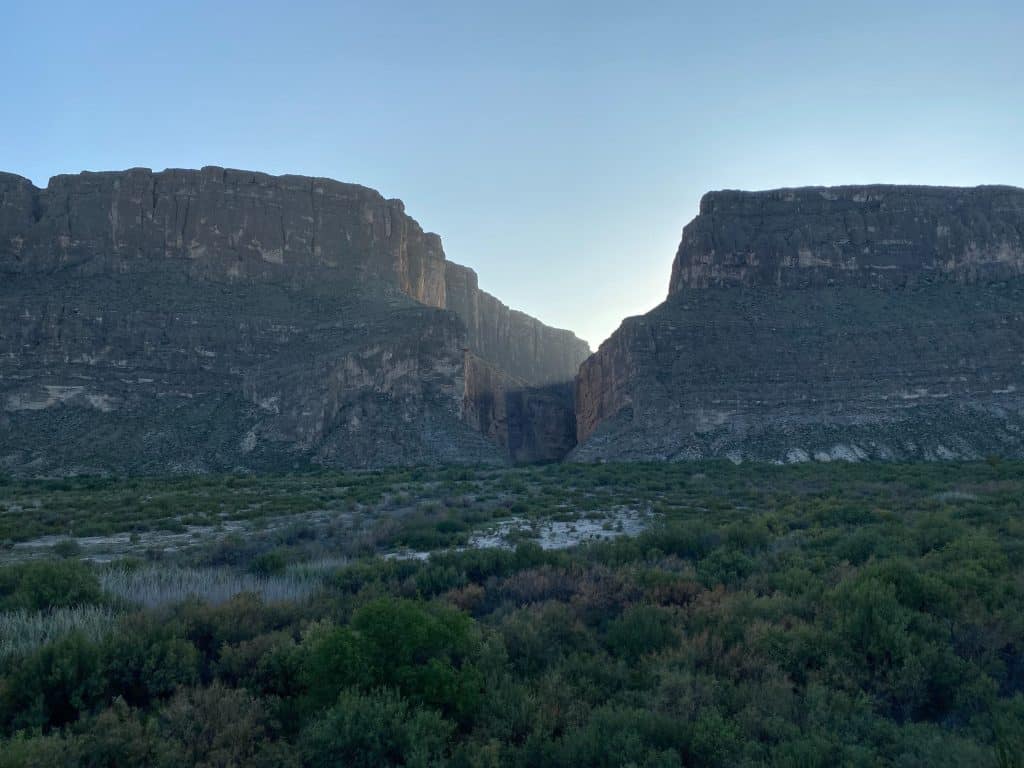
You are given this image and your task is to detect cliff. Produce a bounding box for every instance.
[462,354,577,464]
[0,167,449,304]
[575,185,1024,463]
[0,167,588,474]
[445,263,590,385]
[669,185,1024,292]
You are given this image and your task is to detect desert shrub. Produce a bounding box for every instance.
[552,705,685,768]
[639,521,717,561]
[300,687,453,768]
[0,560,103,612]
[216,630,302,697]
[65,698,163,767]
[153,683,296,768]
[0,631,104,732]
[301,598,484,721]
[174,593,303,667]
[51,540,82,559]
[605,605,677,661]
[0,730,76,768]
[696,547,755,587]
[0,461,1022,763]
[249,550,289,576]
[500,602,592,676]
[98,613,201,706]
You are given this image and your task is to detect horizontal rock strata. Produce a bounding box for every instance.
[0,167,589,474]
[575,185,1024,463]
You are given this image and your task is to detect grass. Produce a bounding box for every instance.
[99,566,323,608]
[0,605,119,661]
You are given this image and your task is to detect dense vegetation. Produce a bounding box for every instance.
[0,460,1022,766]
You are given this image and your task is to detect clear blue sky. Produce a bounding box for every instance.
[3,1,1021,348]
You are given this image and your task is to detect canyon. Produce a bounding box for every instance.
[0,167,588,474]
[4,172,1024,474]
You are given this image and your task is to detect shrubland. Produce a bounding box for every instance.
[0,460,1022,766]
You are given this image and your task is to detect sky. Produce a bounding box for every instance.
[2,1,1022,349]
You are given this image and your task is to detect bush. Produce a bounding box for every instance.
[554,705,685,768]
[0,561,103,612]
[300,687,453,768]
[605,605,677,661]
[0,631,103,732]
[301,598,484,721]
[99,613,201,706]
[154,683,296,768]
[249,551,289,577]
[51,540,82,559]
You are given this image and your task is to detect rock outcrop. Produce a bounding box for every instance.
[574,185,1024,463]
[0,167,589,474]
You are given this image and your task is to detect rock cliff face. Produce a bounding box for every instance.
[1,167,450,304]
[0,167,588,474]
[462,355,577,464]
[669,185,1024,292]
[446,263,590,385]
[575,185,1024,463]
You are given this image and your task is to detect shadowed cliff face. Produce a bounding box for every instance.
[462,355,577,464]
[0,167,589,474]
[576,184,1024,463]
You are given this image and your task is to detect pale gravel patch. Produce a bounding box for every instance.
[387,507,654,560]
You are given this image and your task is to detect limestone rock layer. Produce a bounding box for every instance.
[669,185,1024,292]
[575,185,1024,463]
[0,167,589,474]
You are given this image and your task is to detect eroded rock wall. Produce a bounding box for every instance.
[670,185,1024,292]
[0,266,505,474]
[576,185,1024,463]
[1,167,449,305]
[446,262,589,462]
[445,263,590,385]
[463,354,578,464]
[0,166,587,473]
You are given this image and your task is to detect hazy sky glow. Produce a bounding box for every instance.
[3,1,1022,348]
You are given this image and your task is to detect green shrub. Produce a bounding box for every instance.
[0,560,103,612]
[0,632,103,732]
[300,687,453,768]
[301,598,484,722]
[605,605,677,661]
